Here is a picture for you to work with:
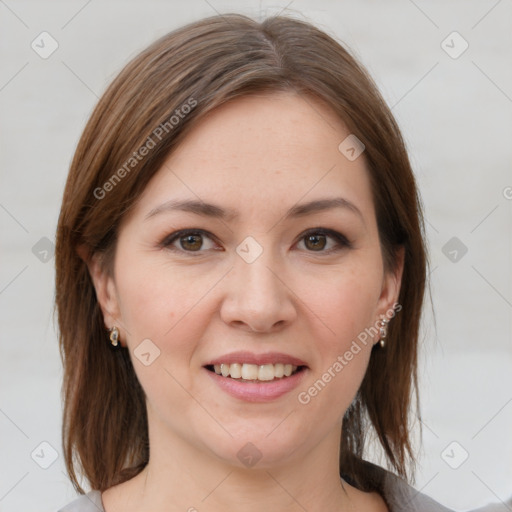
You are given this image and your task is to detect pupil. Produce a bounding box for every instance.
[306,234,325,251]
[182,234,202,250]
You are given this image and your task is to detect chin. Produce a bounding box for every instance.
[203,428,306,471]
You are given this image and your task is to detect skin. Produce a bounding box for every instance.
[87,91,403,511]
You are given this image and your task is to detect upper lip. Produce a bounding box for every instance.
[204,351,308,367]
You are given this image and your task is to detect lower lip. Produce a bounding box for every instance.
[204,367,308,402]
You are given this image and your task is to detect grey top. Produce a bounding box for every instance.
[58,464,455,511]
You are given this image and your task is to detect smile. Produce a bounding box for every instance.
[204,364,308,402]
[207,362,303,381]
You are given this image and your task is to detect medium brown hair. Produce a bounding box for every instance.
[55,12,426,495]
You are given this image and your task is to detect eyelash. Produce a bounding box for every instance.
[159,228,352,256]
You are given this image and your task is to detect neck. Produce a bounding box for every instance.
[112,418,356,511]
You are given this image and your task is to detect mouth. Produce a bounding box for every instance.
[204,363,307,382]
[202,351,309,401]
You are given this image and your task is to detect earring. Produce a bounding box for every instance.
[109,326,120,347]
[379,318,388,348]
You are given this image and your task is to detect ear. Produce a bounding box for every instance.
[376,245,405,317]
[77,244,124,346]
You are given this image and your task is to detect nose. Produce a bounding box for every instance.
[219,246,297,333]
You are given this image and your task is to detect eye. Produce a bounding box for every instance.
[160,227,351,255]
[161,229,219,254]
[296,228,351,253]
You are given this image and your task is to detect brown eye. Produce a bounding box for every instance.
[304,233,327,251]
[162,229,218,254]
[179,233,203,251]
[297,229,351,254]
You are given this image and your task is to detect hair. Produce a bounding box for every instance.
[55,12,427,496]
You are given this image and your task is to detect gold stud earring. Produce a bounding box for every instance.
[379,318,388,348]
[109,326,120,347]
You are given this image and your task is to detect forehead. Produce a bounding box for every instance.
[131,91,374,223]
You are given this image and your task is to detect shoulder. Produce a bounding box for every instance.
[377,467,453,512]
[381,472,453,511]
[343,483,389,511]
[58,490,104,512]
[352,460,454,512]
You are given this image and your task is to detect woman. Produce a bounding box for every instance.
[56,12,454,511]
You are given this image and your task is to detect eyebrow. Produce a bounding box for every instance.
[145,197,364,223]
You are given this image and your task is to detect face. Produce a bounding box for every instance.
[90,91,403,470]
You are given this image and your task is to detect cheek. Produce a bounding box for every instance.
[114,256,216,416]
[304,262,382,349]
[115,253,224,364]
[116,249,184,332]
[294,264,381,414]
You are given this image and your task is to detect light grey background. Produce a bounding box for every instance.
[1,1,511,511]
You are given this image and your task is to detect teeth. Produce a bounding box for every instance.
[241,363,258,380]
[258,364,274,381]
[212,363,299,380]
[230,363,242,378]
